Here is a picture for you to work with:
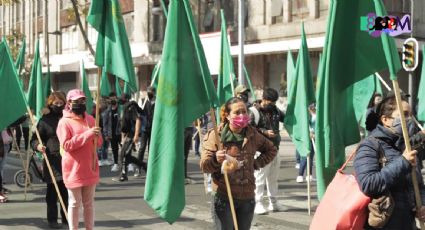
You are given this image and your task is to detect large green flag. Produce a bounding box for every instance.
[27,40,45,120]
[286,49,295,96]
[100,68,111,97]
[315,0,401,199]
[15,36,26,75]
[87,0,138,92]
[123,82,132,95]
[374,74,383,95]
[80,62,94,115]
[144,0,219,223]
[44,68,52,100]
[284,23,315,157]
[418,45,425,122]
[150,62,161,89]
[354,75,376,129]
[115,77,122,97]
[243,65,256,101]
[217,9,236,106]
[0,40,27,131]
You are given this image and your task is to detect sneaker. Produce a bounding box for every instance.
[48,222,62,229]
[128,164,135,172]
[254,202,268,215]
[111,164,119,172]
[99,160,106,167]
[306,175,316,182]
[296,176,304,183]
[112,175,128,182]
[268,201,288,212]
[134,168,141,177]
[104,159,113,166]
[295,163,300,169]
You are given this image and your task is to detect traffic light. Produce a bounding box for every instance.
[402,38,419,72]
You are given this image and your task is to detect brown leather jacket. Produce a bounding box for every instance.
[200,125,277,200]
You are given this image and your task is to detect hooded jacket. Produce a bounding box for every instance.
[57,110,102,189]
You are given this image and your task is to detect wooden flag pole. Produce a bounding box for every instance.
[210,108,239,230]
[392,80,424,230]
[93,67,102,171]
[26,107,68,221]
[309,138,317,216]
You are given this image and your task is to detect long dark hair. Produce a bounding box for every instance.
[221,97,245,124]
[367,93,382,108]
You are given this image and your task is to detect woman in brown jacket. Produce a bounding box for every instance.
[200,97,277,230]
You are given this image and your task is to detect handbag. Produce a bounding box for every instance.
[310,148,371,230]
[367,137,394,228]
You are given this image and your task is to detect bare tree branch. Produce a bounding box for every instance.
[70,0,95,56]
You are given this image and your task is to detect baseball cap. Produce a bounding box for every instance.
[234,85,250,94]
[66,89,86,101]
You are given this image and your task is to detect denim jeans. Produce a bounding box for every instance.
[211,193,255,230]
[299,143,315,176]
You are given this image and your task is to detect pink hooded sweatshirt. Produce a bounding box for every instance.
[57,110,102,189]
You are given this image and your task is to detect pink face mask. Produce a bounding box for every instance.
[228,114,250,129]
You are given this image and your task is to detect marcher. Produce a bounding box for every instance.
[200,97,277,230]
[56,89,102,230]
[234,85,251,107]
[249,88,286,214]
[116,96,146,182]
[365,93,383,133]
[184,126,194,182]
[354,95,425,229]
[0,128,13,203]
[296,103,316,183]
[102,92,121,171]
[31,91,69,229]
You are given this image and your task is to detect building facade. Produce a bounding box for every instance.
[0,0,424,104]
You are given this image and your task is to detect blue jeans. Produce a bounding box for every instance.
[97,134,109,161]
[299,143,315,176]
[211,193,255,230]
[295,150,300,164]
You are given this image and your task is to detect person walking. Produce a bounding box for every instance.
[102,92,121,171]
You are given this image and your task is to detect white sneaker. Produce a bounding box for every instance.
[128,164,135,172]
[134,168,140,177]
[104,159,113,166]
[111,164,119,172]
[306,175,316,182]
[99,160,106,167]
[268,201,288,212]
[296,176,304,183]
[254,202,268,215]
[295,163,300,169]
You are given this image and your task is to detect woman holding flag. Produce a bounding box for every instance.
[200,97,277,230]
[57,89,102,230]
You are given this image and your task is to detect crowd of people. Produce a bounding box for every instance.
[1,84,425,230]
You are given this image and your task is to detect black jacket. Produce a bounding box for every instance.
[249,102,285,148]
[31,111,63,183]
[354,124,425,229]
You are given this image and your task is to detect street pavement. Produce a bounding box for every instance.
[0,134,319,230]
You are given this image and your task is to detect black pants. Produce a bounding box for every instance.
[15,126,29,151]
[46,181,68,224]
[184,128,193,178]
[211,193,255,230]
[110,135,120,164]
[137,131,151,164]
[121,138,146,176]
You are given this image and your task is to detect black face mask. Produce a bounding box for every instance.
[147,93,154,100]
[50,105,64,115]
[110,100,117,105]
[262,103,275,112]
[71,103,86,115]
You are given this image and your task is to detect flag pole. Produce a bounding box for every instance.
[309,138,317,216]
[392,80,424,230]
[375,72,392,91]
[26,106,68,222]
[210,108,239,230]
[413,116,424,131]
[93,67,102,171]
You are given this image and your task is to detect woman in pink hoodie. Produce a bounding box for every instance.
[57,89,102,230]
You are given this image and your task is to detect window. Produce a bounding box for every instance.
[291,0,309,21]
[37,0,43,17]
[61,25,78,54]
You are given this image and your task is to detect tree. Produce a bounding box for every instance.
[70,0,95,56]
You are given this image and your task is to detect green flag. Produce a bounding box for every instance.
[286,49,295,96]
[144,0,219,223]
[243,65,256,101]
[354,75,376,129]
[27,40,45,120]
[217,9,236,106]
[284,23,315,157]
[123,82,132,95]
[115,77,122,97]
[374,74,383,95]
[315,0,402,199]
[418,45,425,122]
[15,36,26,75]
[80,62,94,115]
[150,62,160,89]
[100,68,111,97]
[87,0,138,92]
[44,68,52,99]
[0,40,27,131]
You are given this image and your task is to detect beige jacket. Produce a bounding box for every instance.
[200,125,277,200]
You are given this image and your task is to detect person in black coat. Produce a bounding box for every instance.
[354,95,425,230]
[31,92,69,229]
